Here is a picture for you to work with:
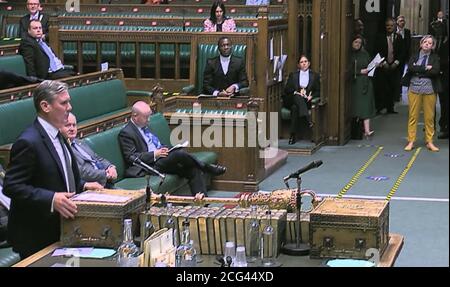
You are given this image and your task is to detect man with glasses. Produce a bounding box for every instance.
[19,0,49,41]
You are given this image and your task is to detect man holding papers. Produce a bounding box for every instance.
[374,18,405,114]
[118,101,227,196]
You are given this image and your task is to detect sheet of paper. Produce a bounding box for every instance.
[101,62,109,72]
[273,56,280,74]
[72,192,131,203]
[52,247,94,257]
[367,53,384,77]
[169,140,189,152]
[269,37,274,60]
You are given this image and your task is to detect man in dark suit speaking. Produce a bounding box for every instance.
[19,20,75,80]
[3,81,102,259]
[118,101,226,196]
[202,37,249,97]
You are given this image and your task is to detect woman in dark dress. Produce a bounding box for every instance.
[350,35,376,138]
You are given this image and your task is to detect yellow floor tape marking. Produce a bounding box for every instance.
[386,147,422,201]
[337,146,384,199]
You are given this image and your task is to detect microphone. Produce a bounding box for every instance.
[283,160,323,181]
[130,154,166,180]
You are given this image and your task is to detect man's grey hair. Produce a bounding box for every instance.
[33,80,69,112]
[420,35,437,51]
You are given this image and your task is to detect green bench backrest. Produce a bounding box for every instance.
[195,44,246,94]
[83,112,171,181]
[5,23,19,38]
[70,79,127,122]
[0,55,27,76]
[84,125,126,179]
[0,98,36,145]
[0,79,128,146]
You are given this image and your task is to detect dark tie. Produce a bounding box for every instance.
[58,133,76,193]
[420,55,428,67]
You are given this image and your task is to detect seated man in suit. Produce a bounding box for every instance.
[282,55,320,145]
[19,0,49,41]
[202,37,249,97]
[61,113,118,189]
[19,20,75,80]
[118,101,226,196]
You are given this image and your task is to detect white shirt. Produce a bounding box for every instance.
[246,0,269,5]
[299,70,310,88]
[0,185,10,210]
[38,117,73,212]
[29,12,42,21]
[212,55,240,97]
[397,27,405,39]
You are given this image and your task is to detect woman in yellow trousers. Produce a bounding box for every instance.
[402,35,442,152]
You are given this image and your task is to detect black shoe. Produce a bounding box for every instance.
[438,132,449,139]
[204,164,227,176]
[386,110,398,114]
[288,134,297,145]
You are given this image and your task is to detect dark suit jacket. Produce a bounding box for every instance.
[282,70,320,108]
[19,13,50,41]
[0,71,42,90]
[19,35,52,79]
[202,55,249,95]
[374,32,405,65]
[3,119,83,256]
[118,122,157,178]
[72,139,112,186]
[398,28,412,65]
[401,52,442,93]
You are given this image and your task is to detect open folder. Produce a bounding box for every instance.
[168,140,189,152]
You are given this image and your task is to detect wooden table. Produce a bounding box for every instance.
[13,234,404,267]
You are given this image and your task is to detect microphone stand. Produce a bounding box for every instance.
[139,164,166,251]
[281,175,310,256]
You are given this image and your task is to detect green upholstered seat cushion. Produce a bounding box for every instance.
[0,55,27,76]
[0,247,20,267]
[195,44,246,94]
[148,113,172,146]
[0,98,36,145]
[83,125,126,180]
[70,79,127,122]
[115,174,188,194]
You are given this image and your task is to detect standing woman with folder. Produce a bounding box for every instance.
[350,35,376,138]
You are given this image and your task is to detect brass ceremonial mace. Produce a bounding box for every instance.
[146,189,320,212]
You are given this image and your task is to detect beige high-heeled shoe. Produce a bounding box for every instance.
[426,142,439,152]
[404,142,414,151]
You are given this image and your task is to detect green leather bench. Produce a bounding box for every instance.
[0,79,151,162]
[182,43,248,95]
[0,245,20,267]
[83,113,218,194]
[3,23,19,38]
[0,54,27,77]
